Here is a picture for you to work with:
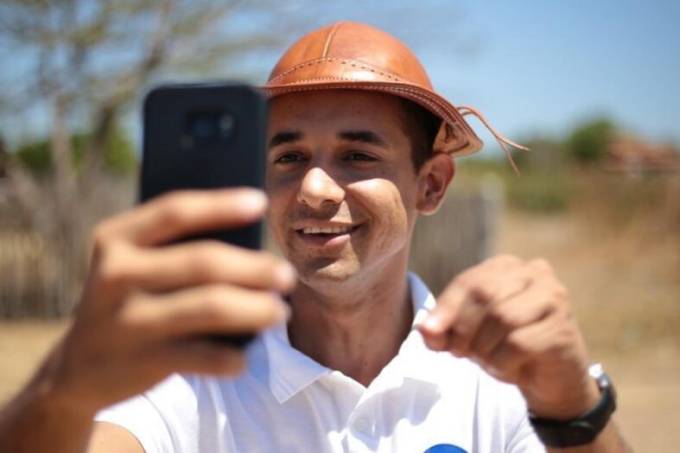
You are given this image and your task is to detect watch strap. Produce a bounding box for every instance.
[529,365,617,448]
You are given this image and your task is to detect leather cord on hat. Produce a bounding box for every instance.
[457,105,529,174]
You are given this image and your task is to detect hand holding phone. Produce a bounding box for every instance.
[140,82,270,347]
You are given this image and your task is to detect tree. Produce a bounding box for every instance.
[0,0,302,316]
[566,118,615,164]
[14,126,136,176]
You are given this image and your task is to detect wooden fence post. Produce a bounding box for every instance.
[409,181,502,295]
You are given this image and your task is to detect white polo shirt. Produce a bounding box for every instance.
[96,273,545,452]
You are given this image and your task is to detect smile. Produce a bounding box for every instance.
[300,225,356,235]
[293,223,361,246]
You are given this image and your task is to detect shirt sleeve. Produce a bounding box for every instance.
[94,374,198,453]
[95,393,174,453]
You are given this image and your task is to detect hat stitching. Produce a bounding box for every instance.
[265,84,465,133]
[266,82,476,140]
[267,57,405,84]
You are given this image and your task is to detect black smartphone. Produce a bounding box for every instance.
[140,82,268,347]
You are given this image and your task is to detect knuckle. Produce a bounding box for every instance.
[552,283,569,300]
[505,332,530,356]
[492,254,522,267]
[157,194,191,228]
[116,298,146,332]
[469,285,495,305]
[92,223,112,250]
[190,245,226,280]
[201,287,230,316]
[257,251,282,273]
[489,306,516,328]
[256,293,282,321]
[552,322,578,350]
[529,257,552,273]
[453,273,474,289]
[96,244,130,287]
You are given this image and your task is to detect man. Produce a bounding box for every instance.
[0,22,628,452]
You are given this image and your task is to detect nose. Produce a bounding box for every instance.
[297,167,345,209]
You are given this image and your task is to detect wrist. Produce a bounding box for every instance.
[525,375,601,420]
[528,363,619,449]
[25,343,101,420]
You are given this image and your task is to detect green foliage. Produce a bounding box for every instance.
[505,171,570,213]
[13,127,137,176]
[566,118,615,163]
[103,129,138,174]
[14,141,51,173]
[455,119,625,214]
[457,139,572,215]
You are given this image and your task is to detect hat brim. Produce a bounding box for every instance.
[262,81,483,157]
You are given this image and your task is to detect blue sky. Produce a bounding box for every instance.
[269,1,680,150]
[2,1,679,152]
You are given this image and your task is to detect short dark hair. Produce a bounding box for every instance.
[398,99,441,171]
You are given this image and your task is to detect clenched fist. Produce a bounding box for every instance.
[418,255,600,419]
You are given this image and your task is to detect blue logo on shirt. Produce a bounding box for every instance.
[424,444,468,453]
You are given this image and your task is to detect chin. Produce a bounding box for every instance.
[296,257,362,286]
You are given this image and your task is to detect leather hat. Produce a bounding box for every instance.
[263,21,485,156]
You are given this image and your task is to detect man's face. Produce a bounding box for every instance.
[265,90,423,287]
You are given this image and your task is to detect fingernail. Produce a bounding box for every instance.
[422,315,443,333]
[239,189,267,213]
[276,262,297,289]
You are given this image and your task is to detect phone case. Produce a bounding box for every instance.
[141,82,267,250]
[141,82,268,348]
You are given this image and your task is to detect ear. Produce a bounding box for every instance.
[415,152,455,215]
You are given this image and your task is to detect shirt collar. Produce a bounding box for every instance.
[262,272,440,403]
[262,319,330,403]
[385,273,453,384]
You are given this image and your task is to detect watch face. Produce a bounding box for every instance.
[589,363,617,402]
[588,363,605,380]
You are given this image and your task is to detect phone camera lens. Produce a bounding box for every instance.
[190,114,218,141]
[187,112,234,144]
[218,114,234,137]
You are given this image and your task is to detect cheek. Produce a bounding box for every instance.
[350,178,416,249]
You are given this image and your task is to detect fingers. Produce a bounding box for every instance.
[484,315,565,382]
[122,284,289,339]
[420,259,533,354]
[101,240,296,294]
[96,188,267,247]
[468,284,558,359]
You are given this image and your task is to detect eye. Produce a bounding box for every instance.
[273,151,307,164]
[343,151,377,162]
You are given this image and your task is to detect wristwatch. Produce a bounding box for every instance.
[529,363,617,448]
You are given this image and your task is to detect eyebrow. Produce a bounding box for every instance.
[269,130,302,148]
[268,129,388,149]
[338,130,387,148]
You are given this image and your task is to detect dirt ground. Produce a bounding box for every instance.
[496,210,680,453]
[1,209,678,451]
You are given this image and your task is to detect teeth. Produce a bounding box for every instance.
[302,226,353,235]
